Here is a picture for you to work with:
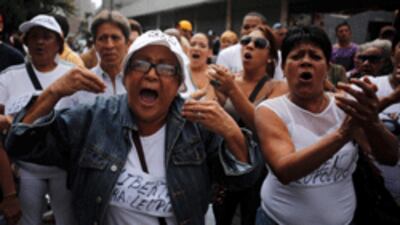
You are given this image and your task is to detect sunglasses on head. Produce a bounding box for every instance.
[357,55,383,63]
[240,36,269,49]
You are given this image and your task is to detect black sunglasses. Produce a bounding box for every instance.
[240,36,269,49]
[357,54,383,63]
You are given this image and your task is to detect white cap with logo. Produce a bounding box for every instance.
[122,30,189,83]
[19,14,63,37]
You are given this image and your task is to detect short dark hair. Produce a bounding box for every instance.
[53,14,69,37]
[129,19,143,35]
[91,10,130,43]
[244,11,267,25]
[281,26,332,66]
[335,21,351,33]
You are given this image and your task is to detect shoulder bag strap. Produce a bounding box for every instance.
[131,131,167,225]
[237,75,271,128]
[248,75,270,102]
[25,62,43,90]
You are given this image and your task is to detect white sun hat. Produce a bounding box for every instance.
[19,14,63,37]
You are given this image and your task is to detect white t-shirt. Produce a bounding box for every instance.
[369,75,400,202]
[257,95,358,225]
[106,125,176,225]
[216,44,285,80]
[0,61,74,178]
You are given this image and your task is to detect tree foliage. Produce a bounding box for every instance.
[0,0,76,33]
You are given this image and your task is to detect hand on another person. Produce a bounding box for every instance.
[47,67,106,99]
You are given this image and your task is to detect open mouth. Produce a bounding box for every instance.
[139,88,159,105]
[244,52,252,60]
[192,53,200,59]
[299,72,313,81]
[33,48,45,54]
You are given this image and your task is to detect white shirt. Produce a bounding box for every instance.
[0,61,75,178]
[257,95,357,225]
[369,75,400,202]
[216,44,285,80]
[106,125,176,225]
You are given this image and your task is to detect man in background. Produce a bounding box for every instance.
[331,22,358,71]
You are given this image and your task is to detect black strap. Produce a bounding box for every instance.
[25,62,43,90]
[248,75,270,102]
[237,75,270,128]
[131,131,149,173]
[131,131,167,225]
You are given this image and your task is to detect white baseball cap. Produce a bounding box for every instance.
[19,14,63,37]
[122,30,189,83]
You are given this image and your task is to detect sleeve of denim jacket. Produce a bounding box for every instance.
[206,127,263,190]
[5,102,90,170]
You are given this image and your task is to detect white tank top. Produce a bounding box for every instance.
[257,94,358,225]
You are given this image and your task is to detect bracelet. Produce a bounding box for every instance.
[3,191,17,199]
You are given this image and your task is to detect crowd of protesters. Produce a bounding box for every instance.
[0,7,399,225]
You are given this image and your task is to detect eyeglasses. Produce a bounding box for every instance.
[240,36,269,49]
[127,59,180,77]
[357,55,383,64]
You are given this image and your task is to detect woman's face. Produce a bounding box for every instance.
[124,45,181,127]
[240,30,270,72]
[284,42,328,99]
[189,33,210,68]
[26,27,60,66]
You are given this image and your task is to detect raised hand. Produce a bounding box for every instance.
[48,67,106,99]
[182,99,238,137]
[207,64,236,96]
[335,77,379,125]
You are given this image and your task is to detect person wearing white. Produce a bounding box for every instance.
[216,12,285,81]
[254,26,398,225]
[0,15,76,225]
[368,75,400,203]
[106,125,177,225]
[5,29,260,225]
[258,95,358,225]
[59,10,130,107]
[217,43,285,81]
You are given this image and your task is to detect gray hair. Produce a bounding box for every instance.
[368,39,392,60]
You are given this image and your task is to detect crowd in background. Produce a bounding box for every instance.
[0,7,399,225]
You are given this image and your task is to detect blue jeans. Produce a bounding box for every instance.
[255,207,278,225]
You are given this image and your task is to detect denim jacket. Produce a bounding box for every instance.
[6,95,260,225]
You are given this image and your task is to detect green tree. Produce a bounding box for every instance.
[0,0,75,34]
